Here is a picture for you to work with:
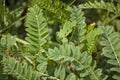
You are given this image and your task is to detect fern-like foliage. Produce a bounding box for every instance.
[86,28,102,54]
[25,5,49,52]
[3,56,40,80]
[0,69,7,80]
[36,46,76,80]
[79,1,120,16]
[67,6,86,44]
[47,43,107,80]
[30,0,66,13]
[0,34,17,49]
[100,26,120,80]
[29,0,69,23]
[0,62,7,80]
[57,21,76,43]
[0,34,18,57]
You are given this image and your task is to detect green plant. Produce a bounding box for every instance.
[29,0,70,24]
[0,0,120,80]
[3,56,40,80]
[25,5,49,52]
[100,26,120,80]
[79,0,120,25]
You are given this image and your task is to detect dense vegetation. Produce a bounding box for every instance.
[0,0,120,80]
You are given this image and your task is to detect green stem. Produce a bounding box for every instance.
[0,34,29,45]
[106,31,120,66]
[0,16,26,33]
[68,0,76,6]
[16,37,29,45]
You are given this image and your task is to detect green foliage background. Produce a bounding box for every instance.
[0,0,120,80]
